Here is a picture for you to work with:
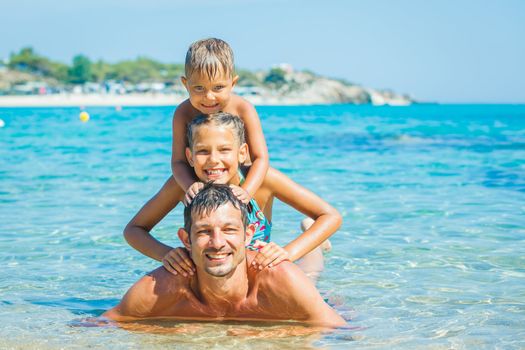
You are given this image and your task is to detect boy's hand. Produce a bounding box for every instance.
[184,182,204,206]
[251,240,290,270]
[162,247,195,277]
[229,184,251,204]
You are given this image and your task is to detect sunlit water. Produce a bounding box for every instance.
[1,104,524,349]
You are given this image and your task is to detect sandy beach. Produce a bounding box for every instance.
[0,93,186,107]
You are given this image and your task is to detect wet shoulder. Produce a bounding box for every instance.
[174,99,200,122]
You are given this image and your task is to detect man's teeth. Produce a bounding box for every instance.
[207,253,229,258]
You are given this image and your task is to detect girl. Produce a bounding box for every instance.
[125,113,341,275]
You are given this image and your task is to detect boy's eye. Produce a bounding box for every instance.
[194,86,204,92]
[214,85,225,91]
[220,147,232,152]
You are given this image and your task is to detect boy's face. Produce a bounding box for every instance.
[181,69,239,114]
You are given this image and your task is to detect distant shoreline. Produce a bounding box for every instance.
[0,93,415,107]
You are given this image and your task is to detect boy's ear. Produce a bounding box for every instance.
[177,228,192,250]
[238,143,248,164]
[185,147,194,167]
[245,223,255,246]
[232,75,239,87]
[181,76,188,89]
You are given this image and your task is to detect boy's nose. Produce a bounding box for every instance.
[206,91,216,101]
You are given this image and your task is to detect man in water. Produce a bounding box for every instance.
[103,183,345,327]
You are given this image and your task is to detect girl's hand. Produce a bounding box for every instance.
[229,184,251,204]
[251,240,290,270]
[184,182,204,206]
[162,247,195,277]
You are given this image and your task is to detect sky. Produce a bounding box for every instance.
[1,0,524,103]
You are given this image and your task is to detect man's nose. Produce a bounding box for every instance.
[209,228,226,249]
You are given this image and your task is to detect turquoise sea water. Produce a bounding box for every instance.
[1,104,524,349]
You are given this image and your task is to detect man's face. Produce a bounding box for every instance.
[187,203,248,277]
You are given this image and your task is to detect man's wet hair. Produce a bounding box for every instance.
[184,183,248,235]
[186,112,246,149]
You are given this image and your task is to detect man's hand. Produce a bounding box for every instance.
[162,247,195,277]
[184,182,204,206]
[229,184,251,204]
[251,241,290,270]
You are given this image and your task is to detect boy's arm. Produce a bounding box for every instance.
[124,177,184,261]
[265,168,342,262]
[171,104,199,191]
[238,101,269,198]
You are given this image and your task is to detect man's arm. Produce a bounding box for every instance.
[262,262,346,327]
[102,272,159,321]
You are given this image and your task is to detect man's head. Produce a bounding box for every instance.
[178,183,253,277]
[181,38,239,114]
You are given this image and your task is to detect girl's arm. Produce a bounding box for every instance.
[171,104,199,191]
[265,168,342,262]
[124,177,184,261]
[239,101,269,200]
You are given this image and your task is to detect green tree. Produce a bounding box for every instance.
[68,55,92,84]
[264,67,287,88]
[9,47,51,76]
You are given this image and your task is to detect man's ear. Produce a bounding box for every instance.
[238,143,248,164]
[185,147,194,167]
[245,223,255,246]
[232,75,239,87]
[177,228,191,250]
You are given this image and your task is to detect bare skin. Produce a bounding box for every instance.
[173,70,269,202]
[105,203,345,328]
[126,124,342,275]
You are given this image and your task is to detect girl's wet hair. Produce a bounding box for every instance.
[185,38,234,79]
[186,112,246,148]
[183,183,248,234]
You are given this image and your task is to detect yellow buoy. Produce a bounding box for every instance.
[79,111,90,122]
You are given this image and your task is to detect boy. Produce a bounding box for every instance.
[172,38,268,205]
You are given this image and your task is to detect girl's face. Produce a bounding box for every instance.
[186,124,247,185]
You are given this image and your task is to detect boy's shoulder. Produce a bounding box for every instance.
[173,99,200,121]
[228,94,256,116]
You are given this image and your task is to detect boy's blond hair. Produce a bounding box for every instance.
[185,38,235,79]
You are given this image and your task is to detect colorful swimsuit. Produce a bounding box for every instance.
[238,170,272,248]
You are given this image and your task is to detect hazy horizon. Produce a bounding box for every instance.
[1,0,524,104]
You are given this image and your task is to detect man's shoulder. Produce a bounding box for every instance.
[118,267,190,318]
[255,260,304,290]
